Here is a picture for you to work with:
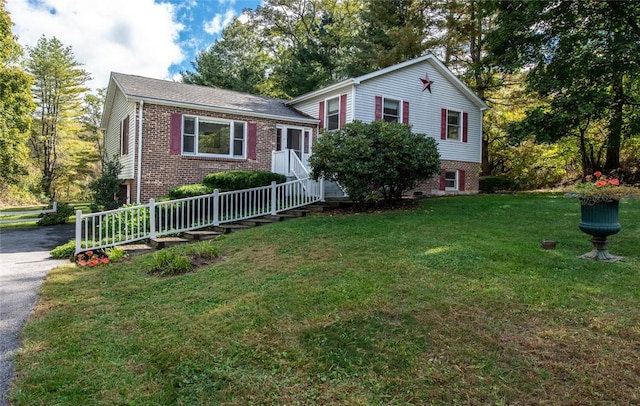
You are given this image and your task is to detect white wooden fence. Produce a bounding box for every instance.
[75,179,323,255]
[0,202,57,224]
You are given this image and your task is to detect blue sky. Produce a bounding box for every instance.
[6,0,263,90]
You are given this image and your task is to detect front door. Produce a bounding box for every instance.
[277,126,312,168]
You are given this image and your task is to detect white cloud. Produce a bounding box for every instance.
[5,0,185,90]
[203,8,236,35]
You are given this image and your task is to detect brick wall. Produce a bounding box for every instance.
[135,104,316,202]
[409,159,480,196]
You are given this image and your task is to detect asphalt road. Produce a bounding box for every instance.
[0,224,75,406]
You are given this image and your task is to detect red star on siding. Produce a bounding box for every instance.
[420,73,434,93]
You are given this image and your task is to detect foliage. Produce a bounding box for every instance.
[0,0,35,187]
[75,250,109,267]
[568,171,639,205]
[203,170,286,192]
[168,183,213,200]
[98,203,150,241]
[89,156,123,212]
[149,250,193,277]
[26,36,91,199]
[49,239,76,259]
[11,195,640,405]
[104,246,127,262]
[488,0,640,172]
[37,202,73,226]
[309,121,440,203]
[479,176,518,194]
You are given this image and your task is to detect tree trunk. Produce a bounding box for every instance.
[605,68,623,172]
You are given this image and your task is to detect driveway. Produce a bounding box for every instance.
[0,224,75,406]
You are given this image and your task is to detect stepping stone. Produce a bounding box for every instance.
[183,230,222,241]
[150,237,190,249]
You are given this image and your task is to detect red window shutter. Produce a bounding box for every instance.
[170,113,182,154]
[462,112,468,142]
[439,168,446,191]
[123,116,130,155]
[339,94,347,129]
[459,170,466,191]
[402,101,409,124]
[440,108,447,140]
[319,101,325,130]
[375,96,382,121]
[119,120,123,155]
[247,122,257,160]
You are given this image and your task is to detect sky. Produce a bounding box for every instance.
[5,0,263,91]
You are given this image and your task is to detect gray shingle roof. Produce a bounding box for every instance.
[111,72,315,122]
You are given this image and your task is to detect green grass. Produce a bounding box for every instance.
[10,194,640,404]
[0,201,91,229]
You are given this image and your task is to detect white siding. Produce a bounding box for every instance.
[293,84,354,127]
[353,61,482,163]
[104,89,136,179]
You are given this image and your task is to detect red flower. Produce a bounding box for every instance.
[88,259,100,267]
[608,178,620,185]
[100,257,110,264]
[78,260,87,266]
[595,180,607,188]
[86,250,94,257]
[593,171,602,178]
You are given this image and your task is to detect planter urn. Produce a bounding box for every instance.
[578,199,622,262]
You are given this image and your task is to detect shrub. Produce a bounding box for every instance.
[309,121,441,203]
[149,250,192,276]
[50,240,76,259]
[203,171,287,192]
[89,156,123,212]
[98,204,150,241]
[104,246,127,262]
[479,176,519,194]
[38,202,74,226]
[168,183,213,199]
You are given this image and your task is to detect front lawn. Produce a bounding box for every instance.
[11,194,640,404]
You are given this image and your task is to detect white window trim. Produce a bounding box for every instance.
[276,124,314,154]
[182,115,247,159]
[446,109,463,141]
[325,96,340,131]
[445,170,459,191]
[382,97,402,123]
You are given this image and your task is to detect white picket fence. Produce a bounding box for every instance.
[0,202,57,224]
[75,178,324,255]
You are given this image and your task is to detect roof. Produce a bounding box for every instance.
[287,54,489,111]
[102,73,317,128]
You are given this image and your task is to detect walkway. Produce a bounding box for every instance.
[0,224,75,406]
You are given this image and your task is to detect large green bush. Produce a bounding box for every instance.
[89,156,123,212]
[203,171,287,192]
[37,202,73,226]
[168,183,213,199]
[309,121,441,203]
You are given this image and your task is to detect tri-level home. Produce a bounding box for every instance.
[101,54,487,203]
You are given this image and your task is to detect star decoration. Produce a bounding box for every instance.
[420,73,434,93]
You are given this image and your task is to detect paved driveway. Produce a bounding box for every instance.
[0,224,75,406]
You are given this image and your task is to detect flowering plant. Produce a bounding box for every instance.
[569,171,639,204]
[75,250,110,267]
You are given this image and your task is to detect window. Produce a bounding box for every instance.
[445,170,458,190]
[182,116,246,158]
[383,98,400,122]
[326,97,340,130]
[447,110,461,140]
[120,116,129,155]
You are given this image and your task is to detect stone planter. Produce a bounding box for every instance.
[578,199,622,262]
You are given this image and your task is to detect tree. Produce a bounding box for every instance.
[0,0,34,187]
[89,156,123,212]
[26,36,91,199]
[488,0,640,173]
[309,121,440,204]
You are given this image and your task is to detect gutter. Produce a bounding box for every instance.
[136,100,144,204]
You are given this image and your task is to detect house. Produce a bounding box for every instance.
[101,54,487,203]
[101,73,319,203]
[287,54,489,195]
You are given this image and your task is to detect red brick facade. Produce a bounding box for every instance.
[409,159,479,196]
[130,103,316,202]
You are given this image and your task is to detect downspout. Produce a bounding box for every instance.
[136,100,144,203]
